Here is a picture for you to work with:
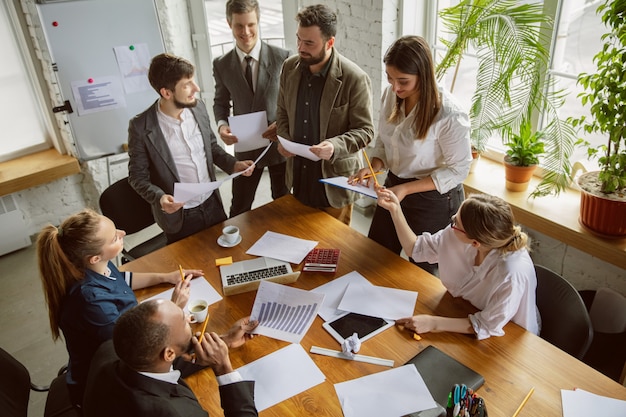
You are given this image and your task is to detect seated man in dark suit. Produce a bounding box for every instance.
[83,299,258,417]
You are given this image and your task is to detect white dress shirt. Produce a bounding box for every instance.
[370,85,472,194]
[140,367,243,386]
[411,227,540,339]
[157,103,211,208]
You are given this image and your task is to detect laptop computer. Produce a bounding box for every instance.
[219,256,301,296]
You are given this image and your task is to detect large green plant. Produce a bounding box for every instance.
[436,0,579,197]
[571,0,626,194]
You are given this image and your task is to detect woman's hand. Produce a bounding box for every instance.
[396,315,437,334]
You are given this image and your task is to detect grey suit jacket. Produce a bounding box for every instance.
[213,42,289,167]
[128,99,236,234]
[276,49,374,208]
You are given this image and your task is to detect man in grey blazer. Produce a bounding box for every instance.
[213,0,289,217]
[83,299,258,417]
[128,53,255,243]
[276,4,374,225]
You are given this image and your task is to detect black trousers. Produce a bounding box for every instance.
[229,162,288,217]
[368,172,464,275]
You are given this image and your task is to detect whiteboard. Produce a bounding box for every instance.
[37,0,165,160]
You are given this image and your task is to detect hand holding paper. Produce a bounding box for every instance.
[277,136,321,161]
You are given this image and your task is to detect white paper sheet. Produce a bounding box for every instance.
[237,344,326,412]
[337,282,417,320]
[320,176,378,199]
[250,280,324,343]
[246,231,318,264]
[173,144,270,203]
[334,364,437,417]
[143,277,222,311]
[311,271,374,322]
[277,135,321,161]
[71,76,126,116]
[229,111,270,152]
[561,388,626,416]
[113,43,151,94]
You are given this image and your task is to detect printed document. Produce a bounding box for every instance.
[250,280,324,343]
[228,110,270,152]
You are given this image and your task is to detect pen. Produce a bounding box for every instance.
[197,314,210,344]
[362,149,380,187]
[512,387,534,417]
[179,264,186,282]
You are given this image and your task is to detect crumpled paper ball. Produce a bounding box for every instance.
[341,332,361,358]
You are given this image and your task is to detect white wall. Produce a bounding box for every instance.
[11,0,625,295]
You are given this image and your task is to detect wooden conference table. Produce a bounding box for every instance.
[128,195,626,416]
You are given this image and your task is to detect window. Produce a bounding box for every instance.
[0,2,54,162]
[407,0,607,168]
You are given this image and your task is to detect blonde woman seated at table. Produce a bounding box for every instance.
[377,189,540,339]
[37,208,203,408]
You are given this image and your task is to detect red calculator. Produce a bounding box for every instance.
[303,248,340,273]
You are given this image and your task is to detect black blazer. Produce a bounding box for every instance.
[213,42,289,167]
[83,341,257,417]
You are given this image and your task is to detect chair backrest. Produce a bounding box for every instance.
[535,265,593,359]
[589,287,626,334]
[99,177,155,235]
[0,348,30,417]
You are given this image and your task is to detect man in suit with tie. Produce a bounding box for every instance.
[83,299,258,417]
[213,0,290,217]
[128,53,255,243]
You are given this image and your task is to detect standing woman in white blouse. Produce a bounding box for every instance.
[350,36,472,275]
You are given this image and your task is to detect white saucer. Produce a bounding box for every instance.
[217,234,242,248]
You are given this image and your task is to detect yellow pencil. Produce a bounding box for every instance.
[362,149,380,187]
[178,264,186,282]
[362,171,383,180]
[512,387,535,417]
[198,315,210,343]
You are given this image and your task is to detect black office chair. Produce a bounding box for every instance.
[99,177,168,263]
[0,347,78,417]
[535,265,593,360]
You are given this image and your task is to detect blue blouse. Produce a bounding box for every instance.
[59,261,136,392]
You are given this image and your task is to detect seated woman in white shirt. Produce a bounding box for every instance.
[377,189,540,339]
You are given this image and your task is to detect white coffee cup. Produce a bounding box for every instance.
[222,225,240,244]
[188,299,209,323]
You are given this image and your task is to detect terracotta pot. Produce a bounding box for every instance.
[504,158,537,192]
[577,171,626,238]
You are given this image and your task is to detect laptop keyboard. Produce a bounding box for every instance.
[225,264,289,286]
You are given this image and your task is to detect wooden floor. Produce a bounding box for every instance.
[0,170,376,415]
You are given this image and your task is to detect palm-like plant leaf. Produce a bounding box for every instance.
[436,0,579,197]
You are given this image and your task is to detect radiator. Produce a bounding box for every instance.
[0,194,30,256]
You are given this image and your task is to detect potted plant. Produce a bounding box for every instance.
[570,0,626,237]
[436,0,579,197]
[503,118,545,191]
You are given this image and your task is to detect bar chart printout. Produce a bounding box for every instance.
[250,280,325,343]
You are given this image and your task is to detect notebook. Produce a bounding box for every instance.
[219,256,300,296]
[404,345,485,417]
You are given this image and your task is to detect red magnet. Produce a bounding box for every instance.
[88,78,94,84]
[52,21,59,27]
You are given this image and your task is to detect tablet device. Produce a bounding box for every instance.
[322,312,394,345]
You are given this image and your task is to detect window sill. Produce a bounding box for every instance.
[0,149,80,197]
[463,157,626,270]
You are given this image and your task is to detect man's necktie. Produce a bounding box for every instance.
[244,56,254,92]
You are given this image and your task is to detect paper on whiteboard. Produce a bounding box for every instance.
[277,136,320,161]
[229,111,270,152]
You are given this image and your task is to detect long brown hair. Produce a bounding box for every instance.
[384,35,441,139]
[36,209,104,340]
[459,194,530,254]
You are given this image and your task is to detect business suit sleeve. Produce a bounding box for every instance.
[326,62,374,159]
[128,112,167,206]
[219,381,258,417]
[275,59,291,140]
[213,57,232,124]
